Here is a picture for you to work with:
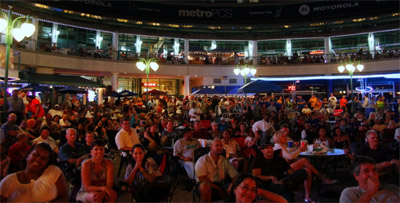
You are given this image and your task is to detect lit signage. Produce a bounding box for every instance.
[288,85,296,91]
[309,50,324,55]
[142,82,157,87]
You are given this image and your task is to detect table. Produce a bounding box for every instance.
[300,148,346,195]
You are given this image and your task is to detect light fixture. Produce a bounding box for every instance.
[136,61,146,71]
[338,65,345,73]
[21,22,35,37]
[233,64,257,84]
[136,58,159,106]
[11,28,25,42]
[0,18,7,32]
[337,60,364,114]
[356,64,364,72]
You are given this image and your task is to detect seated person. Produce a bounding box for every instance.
[356,130,399,182]
[252,143,309,202]
[125,144,165,202]
[59,128,86,183]
[195,139,239,202]
[0,143,68,202]
[81,131,95,154]
[161,121,179,147]
[76,140,117,202]
[193,120,211,140]
[221,130,242,171]
[33,127,59,154]
[227,173,287,203]
[7,133,31,173]
[340,156,399,202]
[173,130,201,179]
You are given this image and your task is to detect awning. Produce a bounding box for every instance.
[18,73,104,88]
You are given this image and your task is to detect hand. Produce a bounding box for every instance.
[104,187,117,201]
[183,157,193,162]
[366,176,380,195]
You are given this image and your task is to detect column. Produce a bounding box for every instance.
[174,38,180,55]
[324,37,332,63]
[51,23,58,45]
[286,39,292,59]
[368,32,375,59]
[184,75,190,96]
[95,30,102,48]
[249,40,258,65]
[112,32,118,60]
[111,73,118,91]
[184,39,189,64]
[27,17,38,51]
[327,80,333,98]
[97,88,103,105]
[135,35,142,56]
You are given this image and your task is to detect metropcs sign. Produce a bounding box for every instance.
[142,82,157,87]
[178,9,232,18]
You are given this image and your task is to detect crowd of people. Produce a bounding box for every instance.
[0,88,399,202]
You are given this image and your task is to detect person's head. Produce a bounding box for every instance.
[222,130,231,140]
[273,130,287,144]
[12,89,19,98]
[17,133,29,143]
[211,122,218,130]
[150,123,158,133]
[210,139,223,156]
[66,128,77,143]
[365,130,379,149]
[260,143,274,159]
[318,127,327,137]
[85,131,95,145]
[352,156,379,190]
[166,121,173,130]
[280,124,290,136]
[131,144,146,163]
[7,113,17,123]
[228,173,258,203]
[40,127,50,139]
[54,104,60,109]
[239,122,247,131]
[45,114,52,122]
[194,121,202,131]
[183,130,193,141]
[334,127,342,135]
[90,139,106,160]
[26,142,55,172]
[121,119,130,131]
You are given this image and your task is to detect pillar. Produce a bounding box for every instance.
[327,80,333,98]
[324,37,332,63]
[95,30,102,48]
[174,38,180,55]
[249,40,258,65]
[135,35,142,56]
[184,39,189,64]
[368,32,375,59]
[97,88,103,105]
[51,23,58,45]
[27,17,38,51]
[112,32,118,60]
[111,73,118,91]
[286,39,292,59]
[184,75,190,96]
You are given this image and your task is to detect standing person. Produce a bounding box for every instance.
[340,95,348,112]
[362,94,369,109]
[308,95,318,110]
[340,156,399,202]
[26,95,45,120]
[329,93,337,110]
[0,143,68,202]
[252,114,273,148]
[76,140,117,202]
[6,90,25,125]
[1,113,20,146]
[195,139,239,202]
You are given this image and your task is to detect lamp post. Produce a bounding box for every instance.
[0,6,35,119]
[234,64,257,84]
[338,61,364,114]
[136,58,159,106]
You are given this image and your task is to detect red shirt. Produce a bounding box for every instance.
[8,142,31,165]
[27,99,45,118]
[339,98,348,108]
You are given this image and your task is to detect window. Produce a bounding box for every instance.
[213,78,221,83]
[229,78,237,84]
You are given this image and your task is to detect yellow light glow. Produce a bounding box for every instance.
[63,10,74,14]
[34,3,49,9]
[136,21,143,25]
[392,13,399,16]
[333,21,344,24]
[310,22,325,26]
[182,25,193,28]
[245,26,253,30]
[284,25,291,28]
[168,24,179,28]
[369,16,378,20]
[117,18,128,23]
[149,22,160,26]
[352,18,366,22]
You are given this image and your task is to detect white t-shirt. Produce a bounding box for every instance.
[0,165,62,202]
[115,128,141,156]
[340,185,399,203]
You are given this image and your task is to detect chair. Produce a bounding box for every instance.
[117,150,131,177]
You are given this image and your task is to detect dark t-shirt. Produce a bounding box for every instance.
[356,145,392,163]
[252,152,291,179]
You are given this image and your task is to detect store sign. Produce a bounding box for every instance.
[310,50,324,55]
[288,85,296,91]
[142,82,157,87]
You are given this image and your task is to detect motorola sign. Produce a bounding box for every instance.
[299,5,310,16]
